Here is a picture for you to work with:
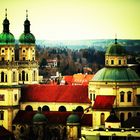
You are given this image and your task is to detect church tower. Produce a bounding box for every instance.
[0,9,40,131]
[0,9,20,131]
[18,10,39,84]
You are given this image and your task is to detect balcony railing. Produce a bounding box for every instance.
[0,60,38,67]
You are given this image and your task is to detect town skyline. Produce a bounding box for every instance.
[0,0,140,40]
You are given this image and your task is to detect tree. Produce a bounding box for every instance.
[40,58,47,68]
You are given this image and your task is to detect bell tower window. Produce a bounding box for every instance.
[22,71,25,81]
[1,72,4,82]
[13,72,16,82]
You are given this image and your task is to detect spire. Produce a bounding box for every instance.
[115,34,117,44]
[5,8,7,18]
[3,8,10,33]
[24,10,30,33]
[26,10,28,20]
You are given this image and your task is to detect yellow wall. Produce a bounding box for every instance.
[0,45,15,61]
[20,102,90,112]
[19,45,35,61]
[92,111,110,128]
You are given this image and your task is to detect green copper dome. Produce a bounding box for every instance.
[19,33,35,44]
[33,112,47,123]
[93,67,140,82]
[67,114,80,124]
[106,41,126,56]
[0,32,15,45]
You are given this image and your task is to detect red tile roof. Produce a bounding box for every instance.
[13,110,92,126]
[20,84,90,103]
[63,74,94,85]
[93,95,116,110]
[63,76,73,85]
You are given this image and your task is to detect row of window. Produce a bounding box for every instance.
[0,94,17,102]
[1,48,14,53]
[22,49,34,53]
[25,105,84,112]
[106,59,126,65]
[22,57,35,61]
[0,71,37,82]
[89,91,132,103]
[120,91,132,102]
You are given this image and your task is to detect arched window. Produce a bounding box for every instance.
[22,71,25,81]
[19,73,21,81]
[26,73,28,81]
[75,106,84,112]
[127,91,132,102]
[120,113,124,122]
[1,72,4,82]
[42,105,50,112]
[33,71,36,81]
[25,105,33,111]
[13,72,15,82]
[100,113,105,125]
[5,74,7,82]
[128,112,132,119]
[118,60,121,65]
[58,106,66,112]
[111,60,114,65]
[120,91,125,102]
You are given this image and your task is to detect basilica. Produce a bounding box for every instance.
[0,9,140,140]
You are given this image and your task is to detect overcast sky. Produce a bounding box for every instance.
[0,0,140,40]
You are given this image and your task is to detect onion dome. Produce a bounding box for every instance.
[106,38,126,56]
[93,67,140,82]
[19,10,35,44]
[0,9,15,45]
[19,33,35,44]
[67,113,80,124]
[33,112,47,123]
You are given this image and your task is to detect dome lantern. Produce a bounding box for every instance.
[105,38,127,67]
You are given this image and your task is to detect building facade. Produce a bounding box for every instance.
[0,10,40,130]
[89,38,140,127]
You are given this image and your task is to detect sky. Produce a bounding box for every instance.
[0,0,140,40]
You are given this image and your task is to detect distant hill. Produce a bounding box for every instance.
[36,39,140,53]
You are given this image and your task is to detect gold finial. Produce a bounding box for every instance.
[26,10,28,19]
[5,8,7,18]
[115,33,117,44]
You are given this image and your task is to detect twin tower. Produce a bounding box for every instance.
[0,9,39,85]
